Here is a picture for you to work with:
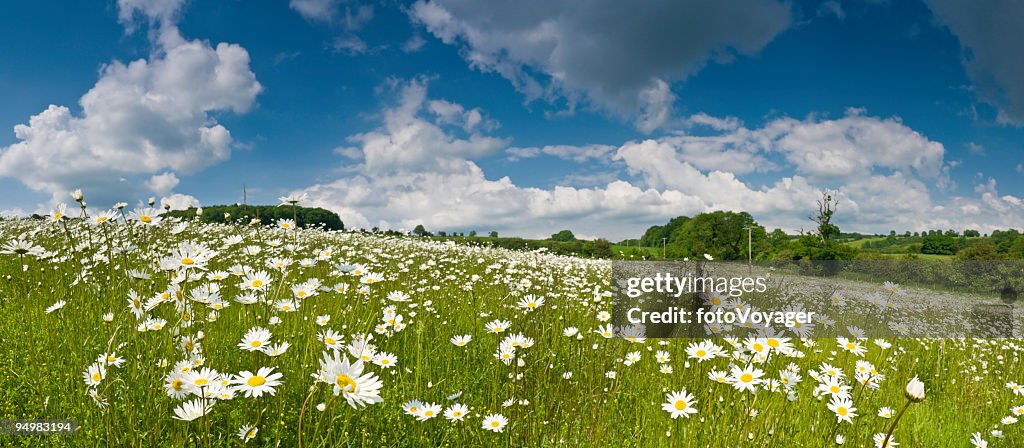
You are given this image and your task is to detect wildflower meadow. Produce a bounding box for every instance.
[0,195,1022,447]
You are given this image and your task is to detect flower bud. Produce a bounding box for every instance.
[905,376,925,402]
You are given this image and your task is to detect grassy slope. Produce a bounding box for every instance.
[0,220,1020,447]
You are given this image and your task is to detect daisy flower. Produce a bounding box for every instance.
[661,388,698,419]
[45,300,67,314]
[729,365,765,393]
[417,402,442,421]
[83,363,106,387]
[314,351,384,408]
[372,352,398,369]
[173,398,213,421]
[828,396,857,424]
[485,320,510,333]
[239,327,272,352]
[445,404,469,421]
[482,414,508,433]
[231,367,283,398]
[238,425,258,443]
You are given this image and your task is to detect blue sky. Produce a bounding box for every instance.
[1,0,1022,239]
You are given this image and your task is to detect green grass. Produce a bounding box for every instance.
[0,217,1020,447]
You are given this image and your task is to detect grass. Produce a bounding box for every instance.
[0,214,1021,447]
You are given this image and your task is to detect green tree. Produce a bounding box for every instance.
[413,224,430,237]
[550,230,576,242]
[921,234,955,255]
[956,241,1004,260]
[666,211,767,260]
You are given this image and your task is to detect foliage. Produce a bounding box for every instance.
[169,205,344,230]
[549,230,577,242]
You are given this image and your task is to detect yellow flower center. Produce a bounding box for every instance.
[92,373,101,382]
[325,338,336,345]
[247,376,266,387]
[830,385,840,394]
[767,339,779,348]
[674,400,687,411]
[250,341,261,347]
[171,379,183,390]
[336,374,356,392]
[490,421,500,427]
[251,280,263,288]
[838,407,848,416]
[194,378,209,386]
[140,215,152,223]
[297,291,307,298]
[106,356,115,363]
[696,350,706,357]
[453,411,462,417]
[740,373,753,383]
[753,343,764,352]
[181,258,194,265]
[424,410,434,417]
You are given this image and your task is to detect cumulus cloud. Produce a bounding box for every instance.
[926,0,1024,125]
[338,78,508,175]
[146,172,180,196]
[117,0,187,28]
[408,0,792,132]
[289,0,342,22]
[294,79,1022,238]
[0,5,261,206]
[295,79,823,238]
[160,193,201,211]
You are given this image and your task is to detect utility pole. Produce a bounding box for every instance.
[742,226,754,272]
[243,184,247,205]
[661,237,668,259]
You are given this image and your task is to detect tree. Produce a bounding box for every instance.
[791,191,857,262]
[468,230,477,237]
[488,231,498,238]
[811,190,840,244]
[963,229,981,237]
[667,211,768,260]
[1008,239,1024,260]
[413,224,430,237]
[550,230,576,242]
[639,216,690,247]
[956,241,1004,260]
[921,233,955,255]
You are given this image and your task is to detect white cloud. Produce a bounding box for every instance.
[926,0,1024,125]
[117,0,187,28]
[344,78,508,175]
[295,79,1021,239]
[408,0,792,132]
[332,36,368,54]
[146,172,180,196]
[289,0,342,22]
[0,12,261,206]
[402,34,427,53]
[769,110,946,181]
[160,193,200,211]
[506,144,617,163]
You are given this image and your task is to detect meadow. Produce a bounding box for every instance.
[0,202,1022,447]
